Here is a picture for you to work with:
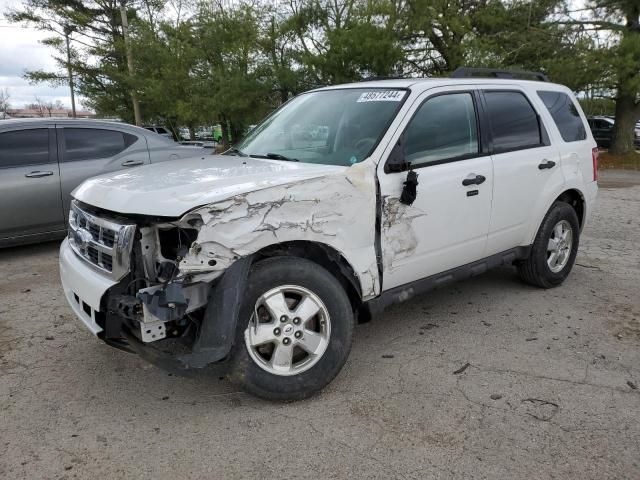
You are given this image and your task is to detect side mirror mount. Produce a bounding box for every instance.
[385,134,410,173]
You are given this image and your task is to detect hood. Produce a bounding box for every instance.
[72,155,348,217]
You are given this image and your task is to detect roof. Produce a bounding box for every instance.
[0,118,155,136]
[315,77,568,92]
[0,117,127,127]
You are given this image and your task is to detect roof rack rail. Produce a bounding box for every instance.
[451,67,549,82]
[357,76,406,82]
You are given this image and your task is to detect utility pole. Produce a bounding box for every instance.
[119,0,142,126]
[64,25,77,118]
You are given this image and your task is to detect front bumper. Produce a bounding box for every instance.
[60,236,249,375]
[59,238,117,335]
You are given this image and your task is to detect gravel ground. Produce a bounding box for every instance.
[1,170,639,479]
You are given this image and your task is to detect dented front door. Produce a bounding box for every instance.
[377,87,493,290]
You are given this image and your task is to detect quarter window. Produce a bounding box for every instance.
[403,93,479,166]
[0,129,50,168]
[484,91,541,152]
[538,91,586,142]
[63,128,137,162]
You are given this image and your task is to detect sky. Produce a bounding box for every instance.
[0,0,77,109]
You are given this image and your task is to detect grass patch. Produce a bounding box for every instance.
[598,151,640,171]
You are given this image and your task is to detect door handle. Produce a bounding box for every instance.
[25,171,53,178]
[121,160,144,167]
[462,174,486,186]
[538,160,556,170]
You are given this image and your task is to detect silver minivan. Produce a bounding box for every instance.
[0,118,203,247]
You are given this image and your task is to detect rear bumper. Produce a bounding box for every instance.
[59,238,117,335]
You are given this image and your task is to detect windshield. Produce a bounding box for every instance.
[235,88,407,166]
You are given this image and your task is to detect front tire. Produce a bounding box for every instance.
[518,201,580,288]
[228,257,354,401]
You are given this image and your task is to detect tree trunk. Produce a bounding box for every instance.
[120,1,142,126]
[611,4,640,155]
[610,91,638,155]
[220,118,230,149]
[230,121,244,144]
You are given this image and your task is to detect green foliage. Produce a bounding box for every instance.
[7,0,640,150]
[579,97,616,117]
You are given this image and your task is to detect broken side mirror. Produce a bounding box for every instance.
[385,134,410,173]
[385,134,418,205]
[400,169,419,206]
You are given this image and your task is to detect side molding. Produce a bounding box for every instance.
[367,246,531,315]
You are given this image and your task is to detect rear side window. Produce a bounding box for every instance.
[538,91,586,142]
[484,91,541,152]
[63,128,137,162]
[0,129,50,168]
[404,93,479,166]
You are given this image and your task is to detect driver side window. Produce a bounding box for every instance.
[404,93,479,167]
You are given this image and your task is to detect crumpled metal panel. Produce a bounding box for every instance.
[177,161,381,300]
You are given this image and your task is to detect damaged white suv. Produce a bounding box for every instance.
[60,69,598,400]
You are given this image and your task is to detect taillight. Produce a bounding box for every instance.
[592,147,599,182]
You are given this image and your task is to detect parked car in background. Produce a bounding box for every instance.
[179,140,217,149]
[588,116,615,148]
[195,127,214,141]
[143,125,174,140]
[587,116,640,149]
[178,127,190,140]
[0,118,204,247]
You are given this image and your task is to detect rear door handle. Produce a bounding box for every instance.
[121,160,144,167]
[25,171,53,178]
[462,174,486,186]
[538,160,556,170]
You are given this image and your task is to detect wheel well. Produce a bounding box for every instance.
[251,241,365,319]
[556,189,585,229]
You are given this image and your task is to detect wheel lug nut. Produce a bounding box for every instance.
[283,337,291,345]
[273,328,281,336]
[280,315,288,323]
[294,331,302,339]
[293,317,301,325]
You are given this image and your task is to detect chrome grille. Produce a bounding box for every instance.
[68,201,136,280]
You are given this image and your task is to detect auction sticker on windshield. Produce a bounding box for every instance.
[357,90,405,102]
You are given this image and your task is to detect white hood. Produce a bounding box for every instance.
[72,155,348,217]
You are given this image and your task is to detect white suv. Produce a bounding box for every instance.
[60,70,598,400]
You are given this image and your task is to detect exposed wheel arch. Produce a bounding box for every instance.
[555,189,586,230]
[251,241,365,320]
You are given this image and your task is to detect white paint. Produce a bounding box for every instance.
[72,155,348,217]
[375,81,598,290]
[177,161,381,299]
[64,77,598,312]
[59,238,117,334]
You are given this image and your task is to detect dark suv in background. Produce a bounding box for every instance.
[0,118,203,247]
[587,116,640,149]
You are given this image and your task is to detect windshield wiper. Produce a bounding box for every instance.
[250,153,299,162]
[225,147,248,157]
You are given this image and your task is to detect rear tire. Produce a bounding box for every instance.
[518,201,580,288]
[228,257,354,401]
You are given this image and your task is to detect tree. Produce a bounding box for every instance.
[556,0,640,154]
[7,0,146,122]
[194,1,273,144]
[132,18,213,137]
[0,88,10,119]
[285,0,406,83]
